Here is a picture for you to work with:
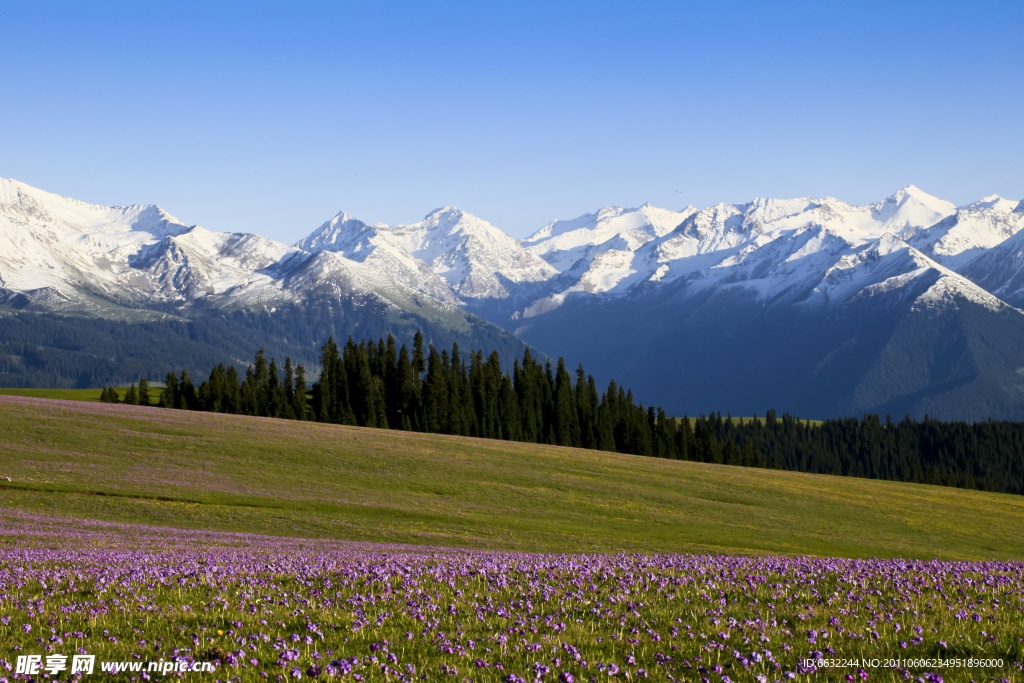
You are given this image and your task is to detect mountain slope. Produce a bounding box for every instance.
[515,225,1024,420]
[507,186,962,324]
[5,177,1024,420]
[297,206,558,300]
[0,179,534,387]
[906,201,1024,270]
[958,226,1024,308]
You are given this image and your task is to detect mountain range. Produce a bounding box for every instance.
[2,177,1024,421]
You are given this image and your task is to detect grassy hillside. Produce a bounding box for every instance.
[0,387,162,402]
[1,394,1022,560]
[0,389,820,424]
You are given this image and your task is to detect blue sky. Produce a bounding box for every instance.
[1,1,1021,241]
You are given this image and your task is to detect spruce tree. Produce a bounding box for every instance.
[241,365,257,415]
[159,372,177,408]
[224,366,241,413]
[293,364,308,420]
[384,335,401,428]
[138,377,150,406]
[553,358,580,447]
[178,370,196,410]
[498,373,521,441]
[253,349,269,416]
[396,344,415,430]
[267,358,281,418]
[421,345,445,433]
[283,358,295,417]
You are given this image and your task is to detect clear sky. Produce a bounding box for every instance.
[1,1,1021,242]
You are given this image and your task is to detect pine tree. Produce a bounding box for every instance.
[598,381,618,452]
[241,365,257,414]
[676,414,693,461]
[498,373,521,441]
[267,357,281,418]
[179,370,196,410]
[397,344,416,430]
[224,366,241,414]
[384,335,402,429]
[282,358,296,420]
[138,377,150,406]
[253,349,269,416]
[654,408,677,459]
[293,364,308,420]
[553,358,581,447]
[159,372,177,408]
[422,345,446,433]
[312,338,335,423]
[123,383,139,405]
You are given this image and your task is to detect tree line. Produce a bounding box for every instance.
[104,332,1024,496]
[708,410,1023,495]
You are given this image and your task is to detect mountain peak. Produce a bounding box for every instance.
[331,210,361,224]
[425,205,462,220]
[294,211,371,252]
[957,195,1021,213]
[890,184,943,204]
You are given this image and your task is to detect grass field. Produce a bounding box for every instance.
[1,394,1022,682]
[0,387,122,402]
[1,394,1022,560]
[0,386,164,403]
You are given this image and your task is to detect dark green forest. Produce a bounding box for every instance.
[108,332,1024,496]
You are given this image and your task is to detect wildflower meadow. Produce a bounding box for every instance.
[0,514,1020,683]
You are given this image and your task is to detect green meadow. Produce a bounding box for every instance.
[0,394,1021,559]
[0,386,165,403]
[0,387,126,402]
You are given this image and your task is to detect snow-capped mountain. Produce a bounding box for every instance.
[294,211,460,303]
[296,206,557,301]
[506,185,963,320]
[0,178,461,317]
[292,184,993,327]
[958,225,1024,308]
[906,198,1024,270]
[0,178,533,384]
[4,176,1024,419]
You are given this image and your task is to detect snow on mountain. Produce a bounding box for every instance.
[293,211,368,252]
[0,176,317,313]
[806,233,1007,313]
[0,178,456,319]
[656,223,1004,315]
[512,186,961,320]
[0,178,194,307]
[3,176,1019,342]
[958,227,1024,308]
[294,211,460,303]
[727,187,955,244]
[128,227,305,306]
[906,205,1024,270]
[296,206,558,300]
[959,195,1020,213]
[520,203,697,271]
